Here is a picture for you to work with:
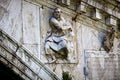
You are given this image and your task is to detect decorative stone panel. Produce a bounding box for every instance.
[84,50,120,80]
[0,0,22,42]
[22,1,41,59]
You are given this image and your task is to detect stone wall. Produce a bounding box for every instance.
[0,0,120,80]
[0,0,41,59]
[85,50,120,80]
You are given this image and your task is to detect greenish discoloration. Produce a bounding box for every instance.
[62,71,72,80]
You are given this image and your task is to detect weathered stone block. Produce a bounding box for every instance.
[23,44,40,59]
[76,2,86,13]
[106,16,117,26]
[58,0,70,6]
[92,8,102,20]
[21,75,30,80]
[22,1,40,44]
[85,50,120,80]
[25,68,37,80]
[6,51,13,61]
[0,46,7,57]
[0,0,22,42]
[30,60,40,73]
[39,69,52,80]
[2,38,17,52]
[16,48,25,60]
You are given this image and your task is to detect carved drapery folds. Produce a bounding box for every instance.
[45,8,74,63]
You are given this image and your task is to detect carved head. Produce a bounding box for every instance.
[54,8,62,19]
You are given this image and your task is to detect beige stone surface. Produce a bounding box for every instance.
[0,0,22,42]
[22,1,41,59]
[85,51,120,80]
[0,0,120,80]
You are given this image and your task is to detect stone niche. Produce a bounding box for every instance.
[84,50,120,80]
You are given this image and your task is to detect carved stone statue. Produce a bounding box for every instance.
[102,27,115,53]
[45,8,74,62]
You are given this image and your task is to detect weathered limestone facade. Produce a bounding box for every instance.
[0,0,120,80]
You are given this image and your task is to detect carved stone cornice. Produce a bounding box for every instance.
[81,0,120,19]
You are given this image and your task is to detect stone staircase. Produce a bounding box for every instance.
[0,28,61,80]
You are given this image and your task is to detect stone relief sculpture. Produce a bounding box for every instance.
[45,8,74,63]
[102,27,115,53]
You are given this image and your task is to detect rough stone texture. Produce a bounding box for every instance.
[85,50,120,80]
[0,45,37,80]
[0,29,60,80]
[0,0,120,80]
[22,0,41,59]
[22,1,40,44]
[0,0,41,60]
[0,0,22,42]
